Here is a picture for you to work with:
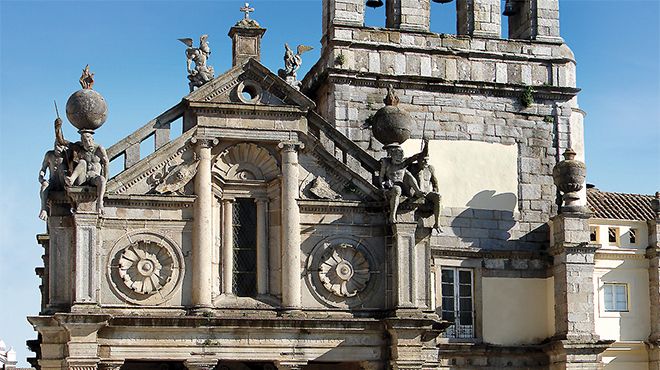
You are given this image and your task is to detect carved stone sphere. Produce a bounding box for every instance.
[370,105,412,146]
[65,89,108,131]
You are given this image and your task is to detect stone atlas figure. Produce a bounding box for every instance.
[38,116,69,221]
[179,35,215,92]
[411,152,442,231]
[38,65,109,219]
[379,141,428,224]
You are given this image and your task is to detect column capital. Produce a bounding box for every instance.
[191,137,219,148]
[278,141,304,152]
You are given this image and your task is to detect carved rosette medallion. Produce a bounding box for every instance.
[319,243,370,298]
[118,242,172,295]
[306,237,381,308]
[107,231,184,305]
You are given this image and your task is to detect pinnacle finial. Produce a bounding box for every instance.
[240,2,254,19]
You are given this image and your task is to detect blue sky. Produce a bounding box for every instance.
[0,0,658,365]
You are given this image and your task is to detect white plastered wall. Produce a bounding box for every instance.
[402,140,518,212]
[481,278,554,345]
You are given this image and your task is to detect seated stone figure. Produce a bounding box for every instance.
[65,132,109,215]
[379,141,428,224]
[410,154,442,232]
[38,118,69,220]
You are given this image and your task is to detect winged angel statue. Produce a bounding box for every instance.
[178,35,215,92]
[278,43,313,89]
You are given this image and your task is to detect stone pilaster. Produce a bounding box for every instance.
[386,0,430,32]
[457,0,502,38]
[390,221,432,312]
[27,316,68,370]
[67,189,100,309]
[323,0,364,32]
[508,0,562,42]
[278,141,304,309]
[192,138,216,309]
[547,212,611,369]
[256,198,269,295]
[57,314,110,370]
[222,198,234,295]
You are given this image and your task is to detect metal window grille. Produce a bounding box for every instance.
[232,198,257,297]
[440,268,474,339]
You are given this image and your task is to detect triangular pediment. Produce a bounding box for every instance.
[185,58,315,111]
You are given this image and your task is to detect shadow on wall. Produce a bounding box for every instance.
[450,190,517,249]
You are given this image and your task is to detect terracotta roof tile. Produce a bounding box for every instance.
[587,187,656,221]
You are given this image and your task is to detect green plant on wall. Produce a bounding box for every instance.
[520,85,534,108]
[335,53,346,66]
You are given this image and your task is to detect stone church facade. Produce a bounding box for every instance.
[28,1,660,369]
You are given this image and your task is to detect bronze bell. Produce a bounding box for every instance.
[432,0,454,3]
[366,0,384,8]
[503,0,519,16]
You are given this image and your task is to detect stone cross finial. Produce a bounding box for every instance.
[240,2,254,19]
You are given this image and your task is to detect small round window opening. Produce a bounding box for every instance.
[237,80,262,104]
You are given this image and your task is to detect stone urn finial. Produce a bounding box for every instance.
[367,85,412,146]
[553,148,587,212]
[65,65,108,133]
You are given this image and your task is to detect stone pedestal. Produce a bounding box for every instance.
[547,212,611,369]
[386,0,430,32]
[228,23,267,67]
[60,314,110,370]
[457,0,502,38]
[192,138,215,309]
[390,219,432,311]
[279,142,304,309]
[68,188,100,309]
[385,317,448,370]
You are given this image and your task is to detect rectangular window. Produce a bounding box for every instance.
[589,226,599,242]
[440,268,474,338]
[232,198,257,297]
[629,228,637,244]
[603,283,628,312]
[608,227,619,245]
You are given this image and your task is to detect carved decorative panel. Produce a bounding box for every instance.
[107,231,184,305]
[306,237,380,308]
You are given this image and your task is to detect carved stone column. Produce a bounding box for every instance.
[192,138,216,309]
[222,198,234,295]
[68,189,100,309]
[256,198,269,295]
[278,141,304,309]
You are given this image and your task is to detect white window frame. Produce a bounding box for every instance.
[440,267,475,339]
[602,283,629,313]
